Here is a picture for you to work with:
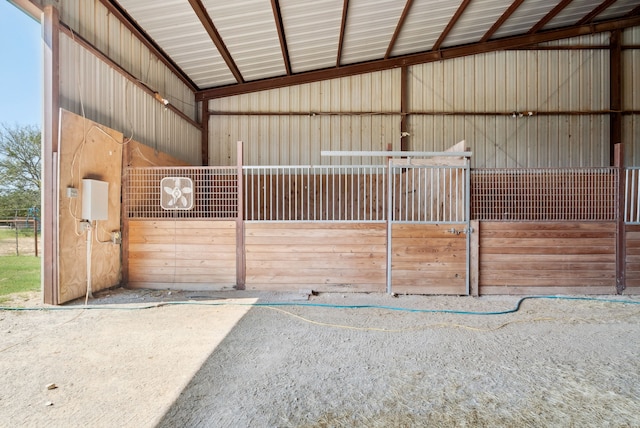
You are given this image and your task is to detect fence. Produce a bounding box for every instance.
[125,167,238,219]
[0,208,40,256]
[124,166,624,223]
[244,165,387,221]
[471,168,618,221]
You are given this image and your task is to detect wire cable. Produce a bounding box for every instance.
[1,295,639,313]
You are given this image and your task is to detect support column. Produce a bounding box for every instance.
[201,100,209,166]
[615,143,626,294]
[235,141,245,290]
[42,6,60,305]
[400,66,409,152]
[610,30,622,165]
[611,30,625,294]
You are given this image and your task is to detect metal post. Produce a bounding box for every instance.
[236,141,245,290]
[465,157,471,296]
[386,158,393,294]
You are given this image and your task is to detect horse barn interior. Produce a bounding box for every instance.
[11,0,640,304]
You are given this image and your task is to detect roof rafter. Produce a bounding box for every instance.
[385,0,414,59]
[577,0,618,25]
[187,0,244,84]
[529,0,573,34]
[270,0,292,75]
[196,15,640,101]
[336,0,349,67]
[480,0,525,42]
[101,0,198,92]
[629,5,640,16]
[433,0,473,51]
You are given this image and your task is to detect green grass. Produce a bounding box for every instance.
[0,256,40,300]
[0,228,38,239]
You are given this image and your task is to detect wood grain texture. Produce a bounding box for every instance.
[58,110,123,303]
[127,220,236,287]
[624,225,640,287]
[245,222,386,292]
[479,221,617,294]
[391,224,466,295]
[126,140,191,167]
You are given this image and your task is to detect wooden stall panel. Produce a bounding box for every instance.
[480,222,616,295]
[128,220,236,289]
[245,223,386,292]
[391,224,467,295]
[625,225,640,293]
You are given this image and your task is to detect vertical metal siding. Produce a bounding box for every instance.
[623,27,640,166]
[208,70,401,166]
[59,34,201,165]
[408,48,610,167]
[57,0,197,121]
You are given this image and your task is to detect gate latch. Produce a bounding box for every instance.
[447,226,473,235]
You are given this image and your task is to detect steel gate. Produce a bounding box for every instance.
[387,157,471,295]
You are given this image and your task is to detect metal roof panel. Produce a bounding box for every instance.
[392,0,464,56]
[201,0,286,80]
[442,0,510,48]
[116,0,235,87]
[543,0,604,30]
[280,0,343,72]
[340,0,406,63]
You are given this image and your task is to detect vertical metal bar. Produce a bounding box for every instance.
[386,159,393,294]
[633,169,639,222]
[465,157,471,296]
[236,141,245,289]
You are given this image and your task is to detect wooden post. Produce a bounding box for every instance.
[42,6,60,305]
[470,220,479,296]
[34,219,38,257]
[236,141,245,289]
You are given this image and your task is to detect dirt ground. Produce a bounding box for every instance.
[0,288,639,427]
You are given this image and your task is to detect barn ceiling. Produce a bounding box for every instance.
[107,0,640,99]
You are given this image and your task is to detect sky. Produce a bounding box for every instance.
[0,1,41,128]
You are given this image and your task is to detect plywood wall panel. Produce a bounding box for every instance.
[58,110,123,303]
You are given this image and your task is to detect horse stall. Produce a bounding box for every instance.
[472,167,619,295]
[123,148,472,294]
[123,151,634,295]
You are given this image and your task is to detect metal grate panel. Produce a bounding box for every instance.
[125,167,238,219]
[471,168,618,221]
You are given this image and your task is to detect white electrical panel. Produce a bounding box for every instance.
[82,179,109,221]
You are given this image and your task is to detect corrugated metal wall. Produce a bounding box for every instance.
[407,47,610,167]
[209,70,401,166]
[208,30,635,168]
[55,0,201,164]
[624,26,640,166]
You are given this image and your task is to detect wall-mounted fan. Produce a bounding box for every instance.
[160,177,194,210]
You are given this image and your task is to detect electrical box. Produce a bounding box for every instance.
[82,179,109,221]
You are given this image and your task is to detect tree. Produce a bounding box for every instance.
[0,123,41,211]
